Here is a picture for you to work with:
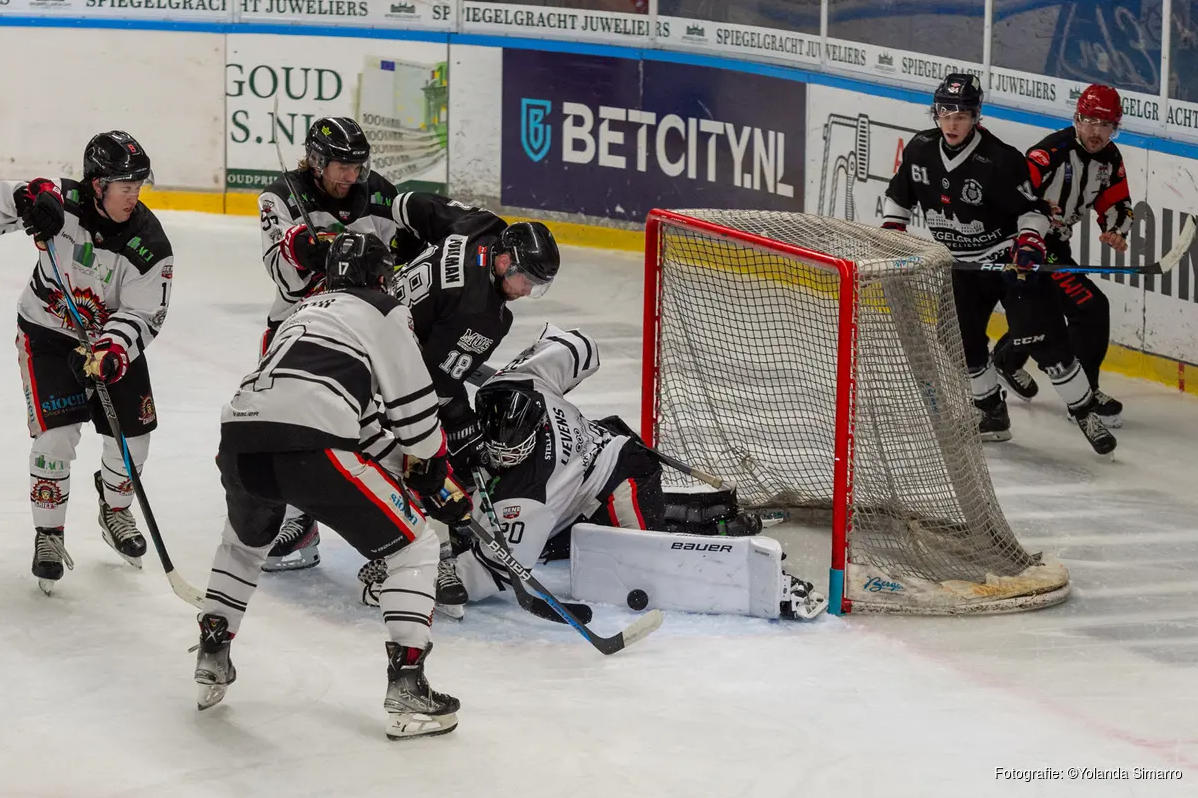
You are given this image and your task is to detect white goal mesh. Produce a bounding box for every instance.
[642,209,1070,614]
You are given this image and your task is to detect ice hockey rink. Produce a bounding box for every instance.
[1,210,1196,798]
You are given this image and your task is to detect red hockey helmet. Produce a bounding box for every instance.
[1076,85,1123,125]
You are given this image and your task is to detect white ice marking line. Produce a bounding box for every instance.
[1022,530,1198,546]
[1024,608,1198,632]
[993,483,1106,498]
[1002,506,1143,521]
[1071,580,1198,599]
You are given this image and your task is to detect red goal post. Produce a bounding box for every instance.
[641,208,1070,615]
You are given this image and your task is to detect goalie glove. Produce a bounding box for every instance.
[404,453,473,526]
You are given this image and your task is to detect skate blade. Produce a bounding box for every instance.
[38,578,58,596]
[101,530,145,569]
[434,603,465,621]
[792,594,829,620]
[1098,414,1123,429]
[386,711,457,740]
[980,430,1013,443]
[196,682,229,711]
[261,551,321,572]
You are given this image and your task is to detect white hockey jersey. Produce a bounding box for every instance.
[221,287,443,473]
[0,178,173,359]
[456,324,629,601]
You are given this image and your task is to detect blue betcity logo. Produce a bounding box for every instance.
[521,98,553,162]
[41,392,87,417]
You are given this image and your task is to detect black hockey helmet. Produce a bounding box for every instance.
[476,382,546,469]
[324,231,395,291]
[83,131,153,186]
[497,222,560,298]
[931,73,984,119]
[305,117,371,184]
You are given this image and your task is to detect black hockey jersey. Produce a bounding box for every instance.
[1026,127,1135,243]
[221,287,443,474]
[388,194,514,413]
[884,126,1049,260]
[0,177,173,361]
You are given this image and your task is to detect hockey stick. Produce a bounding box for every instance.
[472,468,593,625]
[643,446,726,490]
[271,96,323,242]
[461,513,663,655]
[954,215,1196,276]
[42,240,204,609]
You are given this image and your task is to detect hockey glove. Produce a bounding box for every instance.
[405,454,473,526]
[14,179,64,241]
[881,221,907,233]
[281,224,335,274]
[69,340,129,385]
[1005,233,1046,289]
[442,402,487,477]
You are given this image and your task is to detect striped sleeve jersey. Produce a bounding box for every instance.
[220,286,444,472]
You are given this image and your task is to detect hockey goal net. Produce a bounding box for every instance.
[641,209,1070,615]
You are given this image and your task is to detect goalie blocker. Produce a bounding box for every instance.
[570,524,827,620]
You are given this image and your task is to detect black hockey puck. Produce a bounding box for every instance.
[627,589,649,611]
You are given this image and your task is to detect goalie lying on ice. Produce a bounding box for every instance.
[360,323,827,620]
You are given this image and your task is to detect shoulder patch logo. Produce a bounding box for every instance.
[1029,149,1051,167]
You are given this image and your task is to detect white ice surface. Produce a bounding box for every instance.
[1,211,1196,797]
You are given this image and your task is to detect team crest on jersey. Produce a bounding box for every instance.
[456,329,493,354]
[960,179,984,205]
[138,394,157,425]
[503,506,521,519]
[45,287,109,330]
[1096,163,1112,184]
[31,478,63,508]
[150,308,168,329]
[941,177,950,189]
[1029,149,1051,167]
[161,264,173,280]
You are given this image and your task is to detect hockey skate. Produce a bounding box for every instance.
[32,527,74,596]
[434,553,468,620]
[975,394,1012,442]
[193,613,237,711]
[994,360,1039,402]
[1073,407,1117,456]
[1092,389,1123,428]
[780,573,828,620]
[95,471,147,568]
[384,641,459,740]
[262,512,320,572]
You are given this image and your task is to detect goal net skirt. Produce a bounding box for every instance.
[641,209,1070,615]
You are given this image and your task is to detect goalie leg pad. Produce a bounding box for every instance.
[570,523,800,619]
[662,488,761,537]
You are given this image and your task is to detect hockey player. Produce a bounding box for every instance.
[257,117,494,571]
[1,131,172,594]
[389,209,560,616]
[194,231,469,740]
[883,74,1115,455]
[991,84,1133,427]
[359,323,826,620]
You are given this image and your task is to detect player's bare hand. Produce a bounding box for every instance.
[1099,231,1129,252]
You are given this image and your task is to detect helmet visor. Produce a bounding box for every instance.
[503,260,554,299]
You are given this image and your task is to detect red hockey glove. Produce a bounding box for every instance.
[69,340,129,385]
[13,178,64,241]
[281,224,335,274]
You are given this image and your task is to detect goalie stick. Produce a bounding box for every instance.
[472,469,593,625]
[954,215,1197,276]
[42,241,205,609]
[460,512,663,655]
